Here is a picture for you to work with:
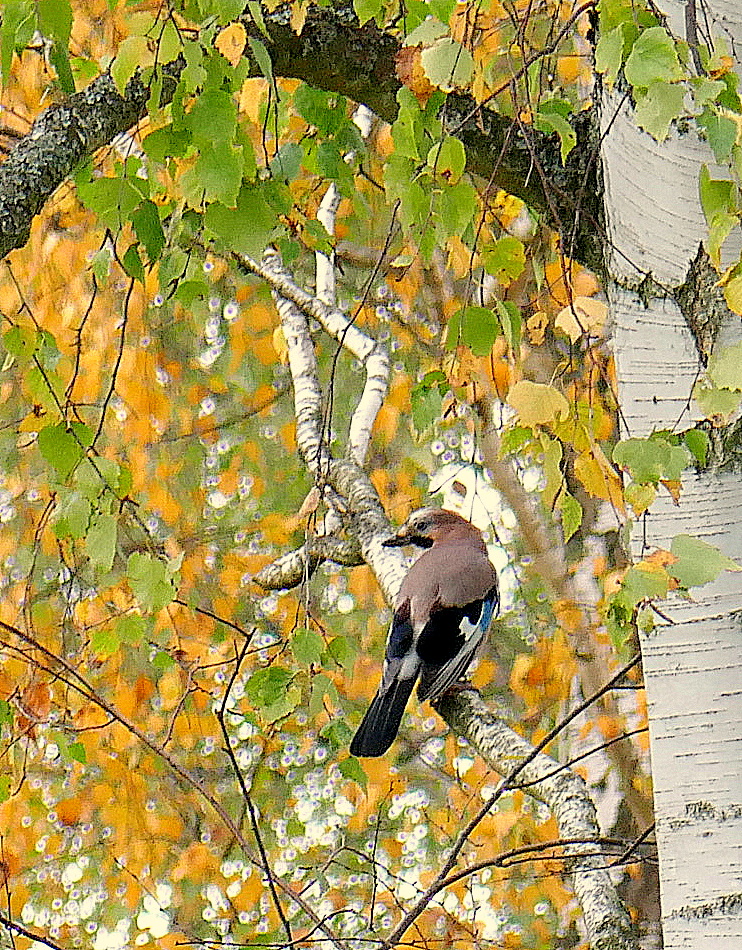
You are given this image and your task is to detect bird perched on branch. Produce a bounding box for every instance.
[350,507,499,757]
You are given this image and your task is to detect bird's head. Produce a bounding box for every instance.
[382,507,482,549]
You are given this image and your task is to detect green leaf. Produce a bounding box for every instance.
[76,174,142,231]
[174,280,209,306]
[111,34,153,95]
[699,164,736,222]
[54,490,91,539]
[290,628,324,666]
[320,718,353,748]
[117,613,148,645]
[270,142,303,182]
[245,667,294,707]
[185,89,237,148]
[132,200,165,262]
[127,552,175,612]
[426,136,466,183]
[122,244,145,282]
[621,562,670,607]
[708,340,742,391]
[633,80,685,141]
[38,423,92,480]
[248,35,273,82]
[446,306,500,356]
[697,110,737,164]
[152,650,175,672]
[327,635,355,667]
[437,180,477,236]
[594,24,625,86]
[613,435,690,484]
[204,184,279,257]
[495,299,522,349]
[692,77,726,109]
[534,100,576,163]
[1,0,36,86]
[693,376,742,422]
[421,38,474,91]
[36,0,71,45]
[67,741,87,764]
[0,698,14,728]
[625,481,657,515]
[143,125,190,163]
[411,381,443,436]
[559,492,583,542]
[707,211,738,267]
[353,0,382,25]
[3,325,37,366]
[670,534,741,587]
[91,626,121,657]
[293,85,347,134]
[624,26,682,88]
[182,141,244,207]
[245,1,269,38]
[0,774,9,803]
[339,755,367,787]
[723,274,742,316]
[25,365,65,413]
[499,424,533,456]
[403,19,449,46]
[86,513,117,574]
[309,672,338,717]
[482,236,526,285]
[37,0,74,93]
[683,429,709,466]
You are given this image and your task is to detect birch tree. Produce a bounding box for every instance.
[0,1,740,948]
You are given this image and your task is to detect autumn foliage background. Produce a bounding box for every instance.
[0,0,679,947]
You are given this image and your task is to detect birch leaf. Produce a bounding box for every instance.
[708,341,742,390]
[421,38,474,91]
[555,296,608,341]
[507,381,569,425]
[216,22,246,67]
[670,534,742,587]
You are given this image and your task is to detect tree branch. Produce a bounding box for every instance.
[0,2,601,265]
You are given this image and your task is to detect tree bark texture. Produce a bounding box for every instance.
[0,2,601,266]
[600,1,742,944]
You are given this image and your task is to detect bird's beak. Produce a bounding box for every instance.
[382,532,408,548]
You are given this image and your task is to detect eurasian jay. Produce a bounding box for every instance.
[350,507,499,757]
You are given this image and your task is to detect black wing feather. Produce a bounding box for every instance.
[349,671,417,757]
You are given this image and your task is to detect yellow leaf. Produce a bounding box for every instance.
[272,326,288,363]
[573,449,625,512]
[158,668,183,711]
[506,380,569,426]
[554,295,608,342]
[660,478,682,504]
[215,22,247,68]
[625,481,656,516]
[723,274,742,315]
[526,310,548,345]
[291,1,309,34]
[57,797,84,826]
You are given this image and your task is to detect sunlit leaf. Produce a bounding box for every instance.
[127,553,175,612]
[507,381,569,426]
[670,534,741,587]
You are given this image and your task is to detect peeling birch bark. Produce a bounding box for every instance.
[601,1,742,943]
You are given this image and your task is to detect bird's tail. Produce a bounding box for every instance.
[350,676,416,757]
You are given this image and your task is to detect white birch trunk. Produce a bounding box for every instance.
[600,2,742,945]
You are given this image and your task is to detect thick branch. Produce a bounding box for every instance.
[437,690,637,950]
[0,3,601,265]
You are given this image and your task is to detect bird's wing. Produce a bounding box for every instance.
[417,584,499,702]
[349,601,421,757]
